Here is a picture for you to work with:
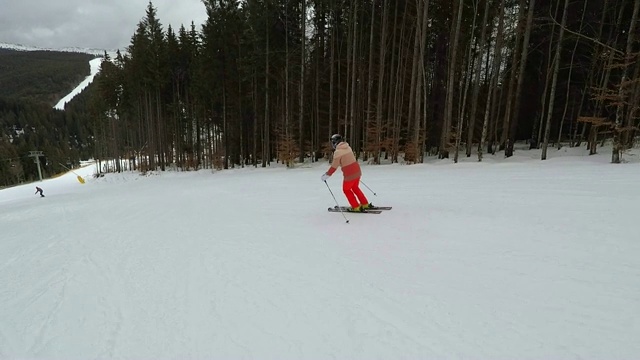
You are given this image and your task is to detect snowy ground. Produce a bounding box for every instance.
[1,146,639,359]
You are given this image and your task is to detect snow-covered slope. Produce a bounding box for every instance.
[1,146,639,359]
[53,57,103,110]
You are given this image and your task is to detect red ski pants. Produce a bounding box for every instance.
[343,178,369,208]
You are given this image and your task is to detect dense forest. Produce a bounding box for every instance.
[0,49,96,186]
[91,0,639,173]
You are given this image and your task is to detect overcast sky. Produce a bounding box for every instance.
[0,0,208,50]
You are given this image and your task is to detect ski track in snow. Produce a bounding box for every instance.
[1,149,639,359]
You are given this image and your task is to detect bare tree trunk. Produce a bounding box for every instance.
[285,5,291,166]
[557,7,585,150]
[262,16,270,168]
[536,62,551,148]
[415,0,430,162]
[625,56,640,142]
[533,0,560,149]
[146,92,156,170]
[407,0,422,161]
[299,0,306,163]
[501,0,526,154]
[455,0,478,163]
[479,0,506,162]
[541,0,569,160]
[329,5,335,140]
[573,86,588,147]
[386,0,400,162]
[253,69,258,167]
[313,7,323,161]
[342,0,354,138]
[348,0,358,147]
[364,0,376,160]
[479,64,494,162]
[156,90,165,171]
[490,81,504,153]
[374,0,389,164]
[223,86,229,169]
[421,58,430,162]
[467,0,491,157]
[612,0,640,163]
[508,0,536,154]
[441,0,464,159]
[392,4,409,163]
[589,2,625,154]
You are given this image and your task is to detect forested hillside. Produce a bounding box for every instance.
[0,48,97,187]
[91,0,639,173]
[0,49,95,105]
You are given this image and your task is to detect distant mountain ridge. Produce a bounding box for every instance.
[0,42,118,57]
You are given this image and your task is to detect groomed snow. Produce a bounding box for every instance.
[1,146,639,359]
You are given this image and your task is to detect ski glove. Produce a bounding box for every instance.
[321,173,330,182]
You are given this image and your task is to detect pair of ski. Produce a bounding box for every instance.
[327,205,392,214]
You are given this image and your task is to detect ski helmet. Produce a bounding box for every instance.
[330,134,342,149]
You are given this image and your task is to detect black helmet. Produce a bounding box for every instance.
[330,134,342,149]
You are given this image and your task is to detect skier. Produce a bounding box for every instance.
[35,186,44,197]
[321,134,371,212]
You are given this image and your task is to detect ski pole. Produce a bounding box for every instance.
[324,180,349,224]
[360,180,377,196]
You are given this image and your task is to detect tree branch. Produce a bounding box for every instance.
[546,11,624,55]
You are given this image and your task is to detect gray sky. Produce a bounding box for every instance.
[0,0,208,50]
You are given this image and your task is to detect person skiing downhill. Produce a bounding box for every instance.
[321,134,372,212]
[35,186,44,197]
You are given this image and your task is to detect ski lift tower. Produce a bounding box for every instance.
[28,151,44,182]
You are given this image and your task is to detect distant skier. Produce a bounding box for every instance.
[35,186,44,197]
[321,134,371,212]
